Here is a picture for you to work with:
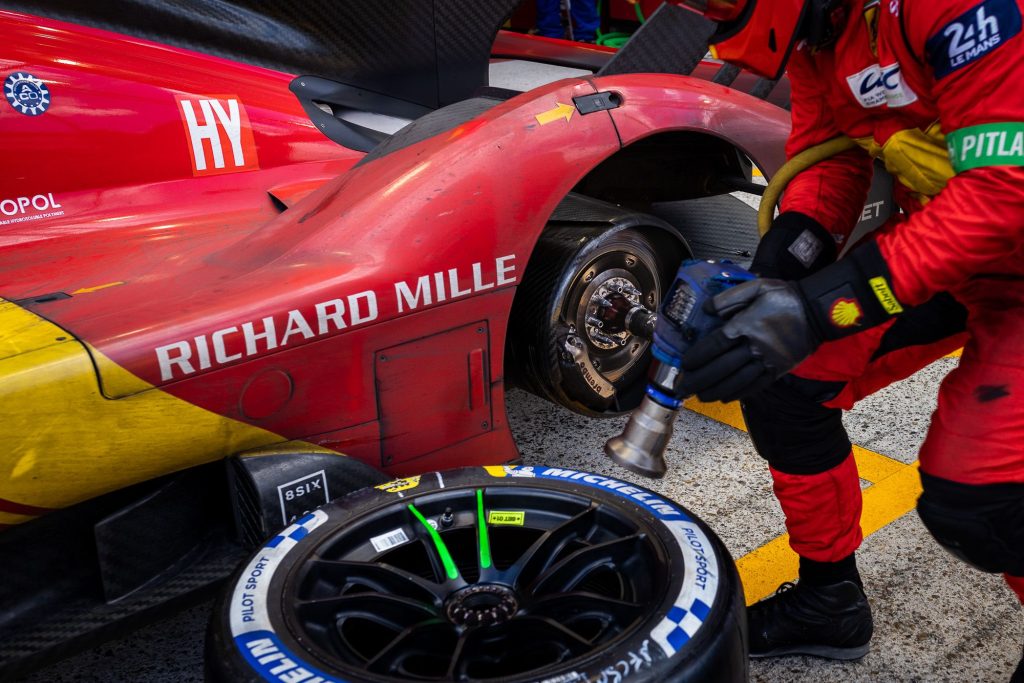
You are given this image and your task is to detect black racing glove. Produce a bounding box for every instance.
[677,241,905,403]
[751,211,838,279]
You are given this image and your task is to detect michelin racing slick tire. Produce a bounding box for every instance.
[206,466,746,683]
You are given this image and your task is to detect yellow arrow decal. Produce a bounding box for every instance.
[535,102,575,126]
[72,281,124,295]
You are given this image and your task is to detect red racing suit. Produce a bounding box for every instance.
[747,0,1024,601]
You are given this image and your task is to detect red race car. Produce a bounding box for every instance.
[0,0,891,678]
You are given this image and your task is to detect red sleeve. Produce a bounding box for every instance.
[778,46,874,243]
[877,0,1024,304]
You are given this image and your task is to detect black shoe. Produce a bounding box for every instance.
[748,580,873,660]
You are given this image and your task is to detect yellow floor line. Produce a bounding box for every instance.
[683,397,746,431]
[735,461,922,604]
[852,444,907,483]
[685,398,922,605]
[946,348,963,358]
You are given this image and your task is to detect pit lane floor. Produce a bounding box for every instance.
[23,357,1023,682]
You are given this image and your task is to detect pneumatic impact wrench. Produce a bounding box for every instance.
[605,259,756,478]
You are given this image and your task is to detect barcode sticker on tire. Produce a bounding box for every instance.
[370,527,410,553]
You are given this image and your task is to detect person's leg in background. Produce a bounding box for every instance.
[534,0,565,38]
[568,0,600,42]
[911,278,1024,680]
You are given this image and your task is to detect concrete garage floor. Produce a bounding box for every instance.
[511,364,1024,683]
[22,360,1023,682]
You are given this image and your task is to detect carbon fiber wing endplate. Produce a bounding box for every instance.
[597,3,715,78]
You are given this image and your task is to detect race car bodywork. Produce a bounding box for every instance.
[0,0,829,673]
[0,3,795,522]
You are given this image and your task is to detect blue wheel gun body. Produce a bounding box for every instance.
[605,259,756,478]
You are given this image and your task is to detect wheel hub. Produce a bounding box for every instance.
[445,584,519,628]
[585,276,643,351]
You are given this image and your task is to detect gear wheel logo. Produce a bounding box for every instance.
[5,72,51,116]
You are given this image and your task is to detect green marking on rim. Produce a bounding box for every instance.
[408,504,459,581]
[476,489,492,570]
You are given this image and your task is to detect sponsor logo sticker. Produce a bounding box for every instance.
[487,510,526,526]
[236,630,345,683]
[829,297,864,327]
[0,192,64,226]
[375,475,421,493]
[946,122,1024,172]
[153,255,517,382]
[277,470,329,526]
[176,94,258,176]
[859,200,886,224]
[926,0,1021,79]
[4,72,50,116]
[869,277,904,314]
[483,465,536,478]
[846,63,918,108]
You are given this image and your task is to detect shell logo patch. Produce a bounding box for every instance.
[375,475,421,493]
[829,298,863,328]
[5,73,51,116]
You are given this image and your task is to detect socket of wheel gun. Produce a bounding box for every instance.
[604,361,681,479]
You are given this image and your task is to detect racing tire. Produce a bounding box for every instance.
[206,466,746,683]
[507,224,684,417]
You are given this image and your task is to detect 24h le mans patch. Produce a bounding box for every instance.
[926,0,1021,79]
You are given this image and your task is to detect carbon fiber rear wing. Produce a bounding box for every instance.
[2,0,520,110]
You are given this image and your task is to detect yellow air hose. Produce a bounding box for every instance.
[757,136,858,236]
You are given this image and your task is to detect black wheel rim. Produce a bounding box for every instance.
[284,485,671,682]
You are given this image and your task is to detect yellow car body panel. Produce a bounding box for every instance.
[0,300,286,517]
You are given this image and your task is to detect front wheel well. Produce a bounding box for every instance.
[505,198,688,417]
[571,130,755,207]
[504,133,763,416]
[572,131,764,264]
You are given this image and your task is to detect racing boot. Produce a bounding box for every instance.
[748,579,873,660]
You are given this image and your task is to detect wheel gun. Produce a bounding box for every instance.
[605,259,756,478]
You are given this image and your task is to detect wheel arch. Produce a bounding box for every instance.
[567,127,772,265]
[505,196,690,416]
[572,129,757,207]
[503,124,771,415]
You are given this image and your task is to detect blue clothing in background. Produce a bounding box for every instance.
[535,0,599,41]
